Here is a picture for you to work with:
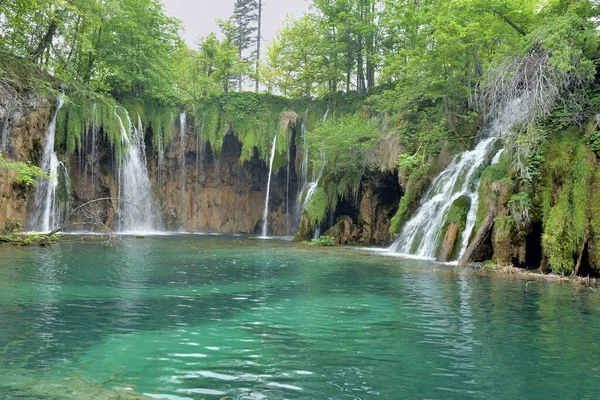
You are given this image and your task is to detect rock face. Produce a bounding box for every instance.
[2,95,395,242]
[153,131,296,234]
[324,215,354,245]
[65,122,298,235]
[330,170,403,245]
[0,95,51,230]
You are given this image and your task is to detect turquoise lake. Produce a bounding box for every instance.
[0,235,599,399]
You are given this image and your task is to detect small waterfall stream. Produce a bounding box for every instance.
[115,109,160,233]
[389,99,527,260]
[28,96,68,232]
[261,135,278,237]
[179,111,187,228]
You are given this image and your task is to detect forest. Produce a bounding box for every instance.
[3,2,600,399]
[1,0,600,275]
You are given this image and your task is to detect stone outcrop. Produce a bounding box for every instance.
[324,215,354,245]
[324,170,402,245]
[439,223,459,262]
[0,95,52,230]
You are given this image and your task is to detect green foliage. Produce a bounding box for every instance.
[0,152,47,186]
[397,151,429,181]
[508,192,532,229]
[1,219,60,246]
[303,235,335,247]
[307,113,376,175]
[194,92,295,167]
[0,232,60,246]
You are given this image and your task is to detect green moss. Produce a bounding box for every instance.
[542,182,574,274]
[494,216,514,243]
[539,130,597,275]
[590,169,600,266]
[390,169,429,236]
[436,195,471,259]
[472,162,509,236]
[306,188,328,226]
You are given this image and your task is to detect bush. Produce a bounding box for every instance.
[304,235,335,247]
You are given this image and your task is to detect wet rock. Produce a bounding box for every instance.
[324,215,354,244]
[439,222,459,262]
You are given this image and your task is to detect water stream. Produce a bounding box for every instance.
[28,96,68,232]
[179,111,187,228]
[115,109,160,233]
[261,135,278,237]
[389,99,527,260]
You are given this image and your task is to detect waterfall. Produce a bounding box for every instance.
[115,108,160,233]
[294,106,330,223]
[28,96,68,232]
[389,99,527,260]
[285,131,291,234]
[302,164,324,209]
[261,135,278,237]
[179,111,187,229]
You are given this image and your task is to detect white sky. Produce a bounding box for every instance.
[161,0,311,49]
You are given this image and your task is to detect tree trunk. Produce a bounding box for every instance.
[30,18,58,62]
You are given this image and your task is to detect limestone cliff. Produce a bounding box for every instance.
[64,120,298,235]
[0,95,52,230]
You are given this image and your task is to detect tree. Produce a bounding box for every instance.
[232,0,258,90]
[262,15,321,97]
[255,0,263,92]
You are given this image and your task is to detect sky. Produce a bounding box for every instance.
[161,0,311,49]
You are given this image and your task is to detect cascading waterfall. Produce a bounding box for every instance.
[389,99,527,260]
[285,129,291,233]
[179,111,187,228]
[261,135,278,237]
[295,107,328,215]
[115,108,160,233]
[302,164,324,209]
[28,96,68,232]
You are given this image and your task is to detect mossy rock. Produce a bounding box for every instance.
[437,195,471,261]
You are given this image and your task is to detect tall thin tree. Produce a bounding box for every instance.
[232,0,258,90]
[255,0,262,92]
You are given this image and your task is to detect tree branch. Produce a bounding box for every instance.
[491,8,526,37]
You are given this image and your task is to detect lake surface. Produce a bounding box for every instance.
[0,235,599,399]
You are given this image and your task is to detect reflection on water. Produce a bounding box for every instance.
[0,236,599,399]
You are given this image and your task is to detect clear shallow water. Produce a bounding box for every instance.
[1,236,599,399]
